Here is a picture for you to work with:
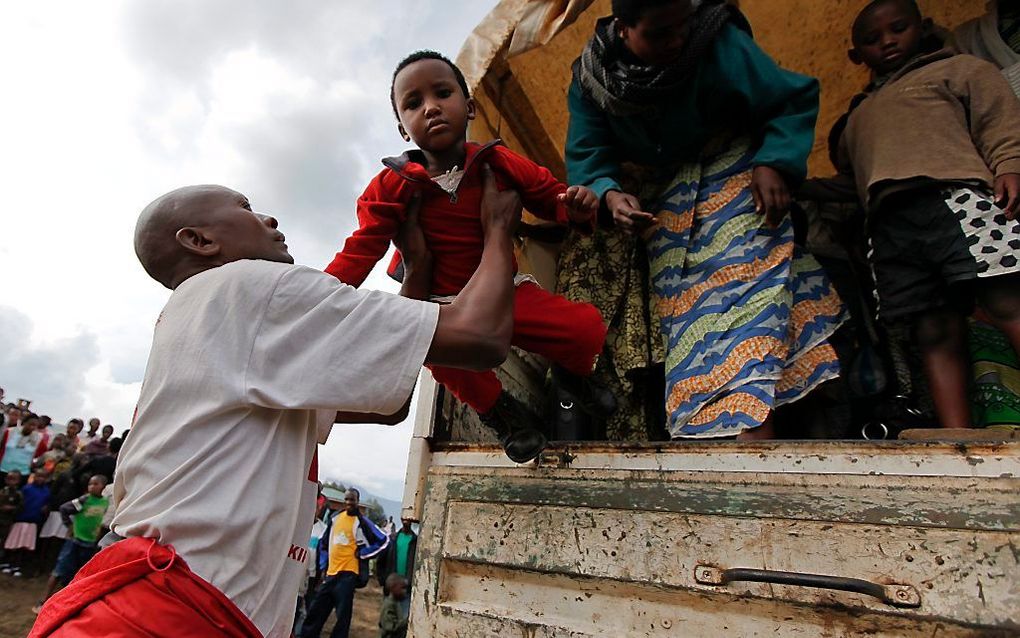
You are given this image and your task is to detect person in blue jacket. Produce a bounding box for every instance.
[556,0,846,440]
[301,488,389,638]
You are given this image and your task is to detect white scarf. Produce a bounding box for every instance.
[953,2,1020,95]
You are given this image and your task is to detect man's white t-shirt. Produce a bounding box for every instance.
[111,260,439,637]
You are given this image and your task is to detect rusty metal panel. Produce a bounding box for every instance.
[432,467,1019,531]
[408,448,1020,636]
[436,561,1006,638]
[430,440,1020,478]
[441,502,1018,626]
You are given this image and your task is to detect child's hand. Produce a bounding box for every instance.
[394,192,431,270]
[994,173,1020,220]
[605,190,657,234]
[751,166,791,228]
[558,185,599,224]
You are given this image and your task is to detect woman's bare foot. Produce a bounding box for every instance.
[736,416,775,441]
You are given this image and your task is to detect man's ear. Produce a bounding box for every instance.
[397,123,410,142]
[175,227,220,257]
[466,97,477,122]
[848,48,862,65]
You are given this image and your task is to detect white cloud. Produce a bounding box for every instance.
[1,0,499,499]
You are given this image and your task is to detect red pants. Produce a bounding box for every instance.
[30,537,261,638]
[429,282,607,413]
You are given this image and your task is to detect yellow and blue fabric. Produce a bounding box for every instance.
[646,140,846,437]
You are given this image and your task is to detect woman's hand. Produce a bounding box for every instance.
[558,185,599,224]
[605,190,656,234]
[751,165,791,228]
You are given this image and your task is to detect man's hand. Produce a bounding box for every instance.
[751,165,791,228]
[558,185,599,224]
[393,192,431,270]
[994,173,1020,220]
[605,190,656,234]
[394,192,432,300]
[426,163,517,371]
[479,163,522,238]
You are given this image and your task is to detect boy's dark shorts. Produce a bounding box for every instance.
[869,186,1020,320]
[53,538,98,584]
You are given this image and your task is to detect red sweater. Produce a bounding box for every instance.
[325,141,577,296]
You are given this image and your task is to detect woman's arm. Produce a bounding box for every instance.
[565,82,623,201]
[566,82,654,233]
[708,24,820,223]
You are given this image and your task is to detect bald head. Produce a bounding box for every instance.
[135,185,292,289]
[135,185,236,288]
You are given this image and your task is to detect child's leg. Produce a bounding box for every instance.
[509,283,607,376]
[975,273,1020,354]
[426,366,502,414]
[914,308,972,428]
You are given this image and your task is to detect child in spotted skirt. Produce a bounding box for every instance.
[819,0,1020,429]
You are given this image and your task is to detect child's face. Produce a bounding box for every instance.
[87,476,105,496]
[850,1,924,75]
[33,471,49,485]
[393,59,474,155]
[5,473,20,488]
[390,580,407,599]
[101,425,114,441]
[617,0,696,67]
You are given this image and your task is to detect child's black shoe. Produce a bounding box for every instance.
[480,392,548,463]
[551,365,617,418]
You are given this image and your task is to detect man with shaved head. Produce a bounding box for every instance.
[32,171,522,637]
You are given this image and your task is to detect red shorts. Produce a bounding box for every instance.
[30,536,261,638]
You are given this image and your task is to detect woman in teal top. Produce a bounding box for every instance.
[556,0,846,440]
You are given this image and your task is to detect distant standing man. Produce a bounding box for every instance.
[386,518,418,589]
[301,488,389,638]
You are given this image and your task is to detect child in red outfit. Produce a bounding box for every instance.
[325,51,610,461]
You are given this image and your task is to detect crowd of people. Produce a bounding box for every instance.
[0,390,125,613]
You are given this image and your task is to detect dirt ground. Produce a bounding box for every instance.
[0,570,385,638]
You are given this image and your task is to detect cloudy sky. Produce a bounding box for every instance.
[1,0,498,498]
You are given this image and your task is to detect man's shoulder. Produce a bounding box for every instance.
[200,259,303,283]
[177,260,321,301]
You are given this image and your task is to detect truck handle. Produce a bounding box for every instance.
[694,565,921,608]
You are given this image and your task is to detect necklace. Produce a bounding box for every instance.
[432,165,465,200]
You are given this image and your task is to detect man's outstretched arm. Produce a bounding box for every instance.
[425,163,518,371]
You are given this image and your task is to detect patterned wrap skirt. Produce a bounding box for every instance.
[645,138,846,437]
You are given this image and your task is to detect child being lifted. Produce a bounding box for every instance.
[326,51,611,462]
[814,0,1020,429]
